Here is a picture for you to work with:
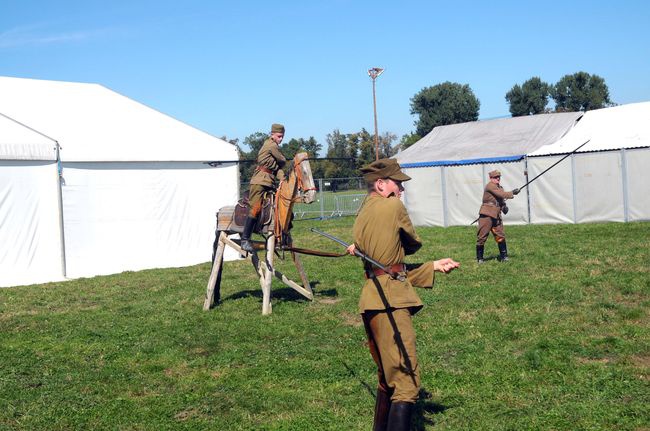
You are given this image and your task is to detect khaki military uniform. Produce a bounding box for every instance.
[248,138,286,217]
[353,194,436,403]
[477,182,514,245]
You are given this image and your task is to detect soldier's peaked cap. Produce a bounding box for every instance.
[361,158,411,183]
[489,169,502,178]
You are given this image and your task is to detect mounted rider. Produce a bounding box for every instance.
[240,123,287,253]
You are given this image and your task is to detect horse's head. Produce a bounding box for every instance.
[293,152,316,204]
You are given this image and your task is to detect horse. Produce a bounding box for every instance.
[204,152,317,315]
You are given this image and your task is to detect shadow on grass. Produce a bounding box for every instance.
[413,388,450,430]
[221,281,338,304]
[341,360,375,398]
[222,287,305,303]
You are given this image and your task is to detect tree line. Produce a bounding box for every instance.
[224,128,397,180]
[226,70,612,179]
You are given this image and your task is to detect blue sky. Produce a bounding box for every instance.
[1,0,649,153]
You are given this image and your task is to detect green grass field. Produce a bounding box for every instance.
[1,219,649,430]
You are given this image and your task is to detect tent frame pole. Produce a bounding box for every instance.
[524,156,531,224]
[440,166,448,227]
[571,154,578,224]
[621,148,629,222]
[55,142,67,278]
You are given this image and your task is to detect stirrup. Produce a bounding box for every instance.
[240,239,255,253]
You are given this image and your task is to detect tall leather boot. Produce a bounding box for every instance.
[498,240,509,262]
[373,389,392,431]
[240,216,257,253]
[476,244,484,264]
[386,402,413,431]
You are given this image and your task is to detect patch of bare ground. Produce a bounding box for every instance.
[576,357,613,365]
[318,298,341,305]
[174,408,202,421]
[340,311,362,327]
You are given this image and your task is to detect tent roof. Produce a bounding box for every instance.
[0,113,57,160]
[529,102,650,156]
[0,76,237,162]
[395,111,583,168]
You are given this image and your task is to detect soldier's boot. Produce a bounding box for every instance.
[372,389,391,431]
[476,245,485,264]
[498,240,509,262]
[240,216,257,253]
[386,402,413,431]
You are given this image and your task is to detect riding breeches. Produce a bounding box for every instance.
[362,308,420,403]
[248,184,272,218]
[477,215,506,245]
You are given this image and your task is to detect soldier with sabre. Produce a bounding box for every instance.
[319,158,460,430]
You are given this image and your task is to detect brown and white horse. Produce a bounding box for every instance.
[204,152,317,314]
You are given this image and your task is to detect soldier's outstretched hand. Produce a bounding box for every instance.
[434,258,460,273]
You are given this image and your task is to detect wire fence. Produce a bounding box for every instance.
[241,177,366,220]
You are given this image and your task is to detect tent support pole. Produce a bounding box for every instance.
[524,156,531,224]
[440,166,448,227]
[621,148,629,222]
[55,142,67,278]
[571,154,578,224]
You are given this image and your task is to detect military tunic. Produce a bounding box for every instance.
[477,182,514,245]
[248,138,287,217]
[353,194,436,403]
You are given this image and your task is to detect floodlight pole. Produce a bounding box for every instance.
[368,67,384,161]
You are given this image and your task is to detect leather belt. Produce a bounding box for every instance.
[256,166,273,175]
[482,202,500,208]
[365,263,406,279]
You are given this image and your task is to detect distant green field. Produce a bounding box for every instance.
[1,219,649,430]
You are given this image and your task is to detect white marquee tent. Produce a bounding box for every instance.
[0,76,239,287]
[395,103,650,227]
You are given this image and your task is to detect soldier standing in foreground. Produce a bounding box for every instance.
[240,123,287,253]
[476,169,520,263]
[347,158,460,430]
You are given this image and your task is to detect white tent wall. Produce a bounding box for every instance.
[527,156,574,224]
[1,76,240,287]
[61,162,238,279]
[0,161,65,287]
[574,152,625,223]
[403,161,528,227]
[402,166,444,226]
[402,148,650,228]
[626,148,650,221]
[444,164,484,226]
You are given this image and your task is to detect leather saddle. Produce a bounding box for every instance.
[233,190,273,233]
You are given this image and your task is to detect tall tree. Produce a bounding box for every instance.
[322,128,398,179]
[323,130,355,179]
[281,137,323,178]
[552,72,611,112]
[378,132,398,159]
[505,77,551,116]
[410,81,480,136]
[397,132,420,152]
